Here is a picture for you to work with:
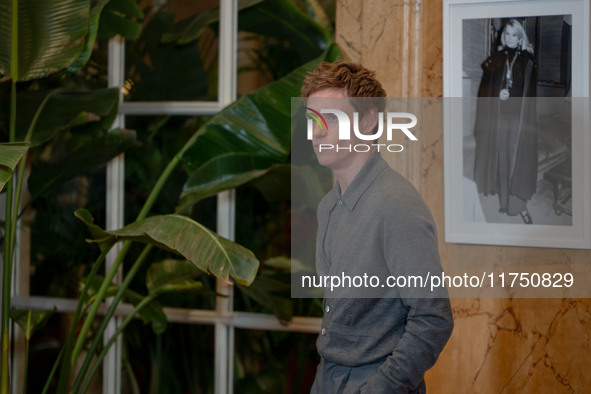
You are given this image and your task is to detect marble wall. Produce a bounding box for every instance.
[335,0,591,392]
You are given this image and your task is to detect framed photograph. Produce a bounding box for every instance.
[443,0,590,248]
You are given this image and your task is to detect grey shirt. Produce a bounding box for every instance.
[315,152,453,393]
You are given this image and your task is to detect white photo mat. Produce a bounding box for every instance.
[443,0,590,248]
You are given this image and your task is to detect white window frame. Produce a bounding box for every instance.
[9,0,321,393]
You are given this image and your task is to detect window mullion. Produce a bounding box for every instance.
[215,0,238,393]
[104,34,126,394]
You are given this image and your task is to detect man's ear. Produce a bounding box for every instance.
[360,109,379,135]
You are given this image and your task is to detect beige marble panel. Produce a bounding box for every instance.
[335,0,591,392]
[427,299,591,393]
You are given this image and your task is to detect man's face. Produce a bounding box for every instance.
[307,88,371,171]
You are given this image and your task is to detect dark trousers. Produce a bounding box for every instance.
[310,358,426,394]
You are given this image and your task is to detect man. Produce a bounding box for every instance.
[301,61,453,394]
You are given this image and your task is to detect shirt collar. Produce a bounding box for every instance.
[333,152,388,211]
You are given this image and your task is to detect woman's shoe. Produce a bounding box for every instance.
[498,208,506,214]
[520,209,533,224]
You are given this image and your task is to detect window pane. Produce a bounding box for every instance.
[125,322,215,393]
[26,313,80,391]
[234,329,319,394]
[123,114,218,310]
[124,0,220,102]
[29,165,107,298]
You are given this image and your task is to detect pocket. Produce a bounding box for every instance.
[327,323,383,364]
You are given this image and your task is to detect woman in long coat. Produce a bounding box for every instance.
[473,19,538,224]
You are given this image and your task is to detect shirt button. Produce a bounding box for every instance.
[321,328,326,336]
[337,200,343,205]
[325,305,330,313]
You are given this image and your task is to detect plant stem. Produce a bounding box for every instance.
[69,241,131,368]
[78,292,160,393]
[72,245,153,392]
[136,151,182,221]
[1,180,14,394]
[55,247,109,393]
[1,6,18,385]
[41,345,64,394]
[22,339,29,394]
[69,105,203,386]
[71,138,190,370]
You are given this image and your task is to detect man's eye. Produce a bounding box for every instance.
[325,114,338,122]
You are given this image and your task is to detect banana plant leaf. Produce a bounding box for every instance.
[9,308,54,340]
[66,0,109,73]
[238,0,329,62]
[75,209,260,286]
[146,259,215,296]
[0,0,108,81]
[84,275,167,334]
[0,142,28,192]
[9,88,120,146]
[162,0,329,64]
[178,153,274,213]
[178,43,341,211]
[97,0,144,40]
[28,128,136,199]
[161,0,264,44]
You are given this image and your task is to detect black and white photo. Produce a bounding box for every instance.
[443,0,590,248]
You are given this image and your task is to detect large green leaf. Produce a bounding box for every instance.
[11,88,120,146]
[178,44,341,211]
[75,210,260,286]
[66,0,110,73]
[238,0,330,62]
[0,142,28,192]
[0,0,141,78]
[0,0,90,81]
[178,153,274,212]
[97,0,145,40]
[28,128,136,199]
[9,308,54,340]
[146,259,214,296]
[163,0,328,64]
[72,209,115,253]
[161,0,264,44]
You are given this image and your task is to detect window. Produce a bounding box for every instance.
[9,1,321,393]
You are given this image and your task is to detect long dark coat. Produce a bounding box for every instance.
[473,47,538,201]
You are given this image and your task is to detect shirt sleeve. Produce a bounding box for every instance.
[361,208,454,393]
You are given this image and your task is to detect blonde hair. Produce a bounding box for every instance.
[500,19,534,54]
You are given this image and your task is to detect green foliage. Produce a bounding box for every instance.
[2,0,340,392]
[0,0,91,81]
[29,128,136,199]
[178,43,341,212]
[76,209,260,286]
[0,142,28,191]
[10,88,120,146]
[9,308,54,341]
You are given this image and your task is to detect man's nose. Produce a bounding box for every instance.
[312,121,326,140]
